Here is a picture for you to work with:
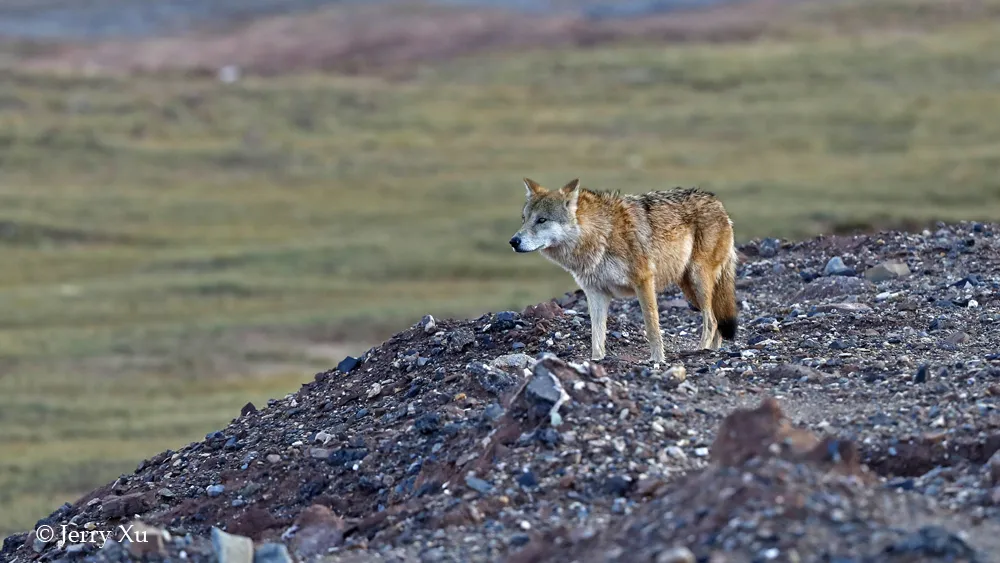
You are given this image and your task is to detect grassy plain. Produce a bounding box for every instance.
[3,0,1000,534]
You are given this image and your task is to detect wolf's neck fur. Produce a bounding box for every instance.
[540,189,616,276]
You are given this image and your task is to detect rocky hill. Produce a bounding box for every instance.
[6,222,1000,563]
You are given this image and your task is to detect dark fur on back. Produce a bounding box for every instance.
[635,187,718,205]
[584,186,715,203]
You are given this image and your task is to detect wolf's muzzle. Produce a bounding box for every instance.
[509,236,522,251]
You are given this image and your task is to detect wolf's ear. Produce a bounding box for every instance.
[559,178,581,196]
[523,178,546,198]
[560,178,581,214]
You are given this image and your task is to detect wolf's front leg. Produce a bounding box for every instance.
[584,289,611,361]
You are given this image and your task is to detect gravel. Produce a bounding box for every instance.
[5,222,1000,563]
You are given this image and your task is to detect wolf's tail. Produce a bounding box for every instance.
[712,248,739,340]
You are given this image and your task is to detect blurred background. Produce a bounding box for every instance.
[1,0,999,535]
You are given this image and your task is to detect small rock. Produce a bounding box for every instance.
[211,527,254,563]
[240,402,257,417]
[414,413,440,435]
[761,548,780,560]
[758,238,781,258]
[446,328,476,353]
[665,446,687,460]
[266,454,281,464]
[522,301,562,319]
[420,314,436,334]
[494,311,519,330]
[510,534,532,547]
[792,276,872,301]
[327,448,368,466]
[946,331,969,346]
[471,362,518,395]
[656,547,696,563]
[291,505,346,559]
[483,403,505,421]
[465,476,493,494]
[823,256,854,277]
[814,302,872,314]
[254,543,294,563]
[799,269,820,283]
[309,448,331,459]
[337,356,360,374]
[660,298,690,310]
[664,365,686,383]
[885,526,977,558]
[604,475,632,496]
[157,488,174,499]
[101,493,148,519]
[865,260,910,282]
[207,485,226,497]
[517,471,539,488]
[493,353,532,370]
[536,427,560,446]
[527,369,564,406]
[914,365,929,384]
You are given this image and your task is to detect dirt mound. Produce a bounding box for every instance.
[6,221,1000,562]
[16,0,801,77]
[522,399,987,562]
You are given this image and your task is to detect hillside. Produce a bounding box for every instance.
[5,222,1000,562]
[3,0,1000,540]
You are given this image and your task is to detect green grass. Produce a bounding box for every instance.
[4,5,1000,534]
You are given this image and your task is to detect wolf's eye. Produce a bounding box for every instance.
[536,217,547,224]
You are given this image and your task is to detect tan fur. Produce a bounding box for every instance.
[510,178,739,362]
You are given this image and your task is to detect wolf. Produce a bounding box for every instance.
[509,178,738,362]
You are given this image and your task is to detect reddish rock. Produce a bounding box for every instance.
[101,493,149,520]
[522,300,563,320]
[710,397,865,478]
[291,504,346,559]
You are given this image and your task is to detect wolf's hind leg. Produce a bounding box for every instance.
[635,277,665,362]
[684,265,719,350]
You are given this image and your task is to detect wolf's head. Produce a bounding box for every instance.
[509,178,581,253]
